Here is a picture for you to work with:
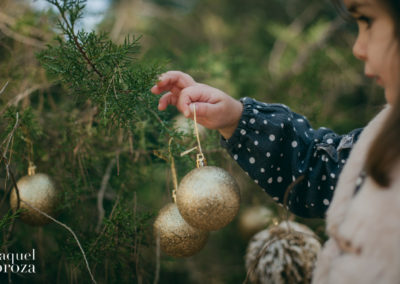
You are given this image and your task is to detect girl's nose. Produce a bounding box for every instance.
[353,33,367,61]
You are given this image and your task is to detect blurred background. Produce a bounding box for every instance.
[0,0,384,283]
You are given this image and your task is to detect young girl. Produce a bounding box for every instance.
[151,0,400,282]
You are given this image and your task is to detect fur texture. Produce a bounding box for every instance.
[312,105,400,283]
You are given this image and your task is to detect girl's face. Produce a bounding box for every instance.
[344,0,399,105]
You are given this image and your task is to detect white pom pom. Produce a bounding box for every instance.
[245,221,321,284]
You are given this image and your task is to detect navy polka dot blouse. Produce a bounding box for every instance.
[221,97,363,218]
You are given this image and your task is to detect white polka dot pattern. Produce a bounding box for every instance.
[220,97,363,218]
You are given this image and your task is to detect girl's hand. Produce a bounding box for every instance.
[151,71,243,139]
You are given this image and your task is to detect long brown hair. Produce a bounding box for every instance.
[365,0,400,187]
[332,0,400,187]
[366,94,400,187]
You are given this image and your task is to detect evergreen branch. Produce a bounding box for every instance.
[88,195,121,255]
[48,0,104,78]
[39,0,166,131]
[0,211,19,232]
[71,34,104,78]
[1,112,20,167]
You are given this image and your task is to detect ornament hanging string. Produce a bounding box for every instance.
[193,104,207,167]
[168,138,178,203]
[21,135,35,172]
[28,161,36,176]
[180,104,207,167]
[280,175,305,232]
[192,104,202,155]
[0,112,19,210]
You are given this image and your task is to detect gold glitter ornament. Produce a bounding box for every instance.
[153,202,209,257]
[10,168,58,226]
[176,165,241,231]
[176,105,240,231]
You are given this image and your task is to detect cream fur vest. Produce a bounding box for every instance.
[312,105,400,284]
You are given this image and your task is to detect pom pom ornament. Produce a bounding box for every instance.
[176,105,240,231]
[10,164,58,226]
[245,221,321,284]
[153,138,209,257]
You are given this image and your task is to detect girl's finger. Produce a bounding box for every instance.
[151,84,162,94]
[188,102,209,119]
[158,92,177,110]
[157,71,195,91]
[176,86,197,117]
[177,85,212,117]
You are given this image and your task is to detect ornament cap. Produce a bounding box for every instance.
[28,162,36,176]
[196,153,207,168]
[172,189,177,203]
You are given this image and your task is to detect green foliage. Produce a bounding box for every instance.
[3,107,43,142]
[38,0,165,129]
[0,210,19,232]
[0,1,199,283]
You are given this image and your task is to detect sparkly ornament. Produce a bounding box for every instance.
[238,206,273,239]
[10,165,58,226]
[153,138,209,257]
[176,165,240,231]
[245,221,321,284]
[176,105,240,231]
[153,202,209,258]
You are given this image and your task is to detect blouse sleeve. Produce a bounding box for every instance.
[220,97,363,218]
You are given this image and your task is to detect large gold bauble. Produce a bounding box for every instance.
[238,206,273,239]
[10,173,58,226]
[153,203,209,257]
[176,166,240,231]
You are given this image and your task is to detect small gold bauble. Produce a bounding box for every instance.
[176,166,240,231]
[10,173,58,226]
[238,206,273,239]
[153,203,209,257]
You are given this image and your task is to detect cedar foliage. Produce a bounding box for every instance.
[0,0,201,283]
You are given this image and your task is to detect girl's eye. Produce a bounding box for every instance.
[357,16,373,28]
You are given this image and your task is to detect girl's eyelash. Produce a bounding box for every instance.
[356,16,373,27]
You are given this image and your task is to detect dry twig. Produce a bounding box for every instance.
[0,22,46,49]
[96,158,117,232]
[0,81,9,96]
[0,84,52,115]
